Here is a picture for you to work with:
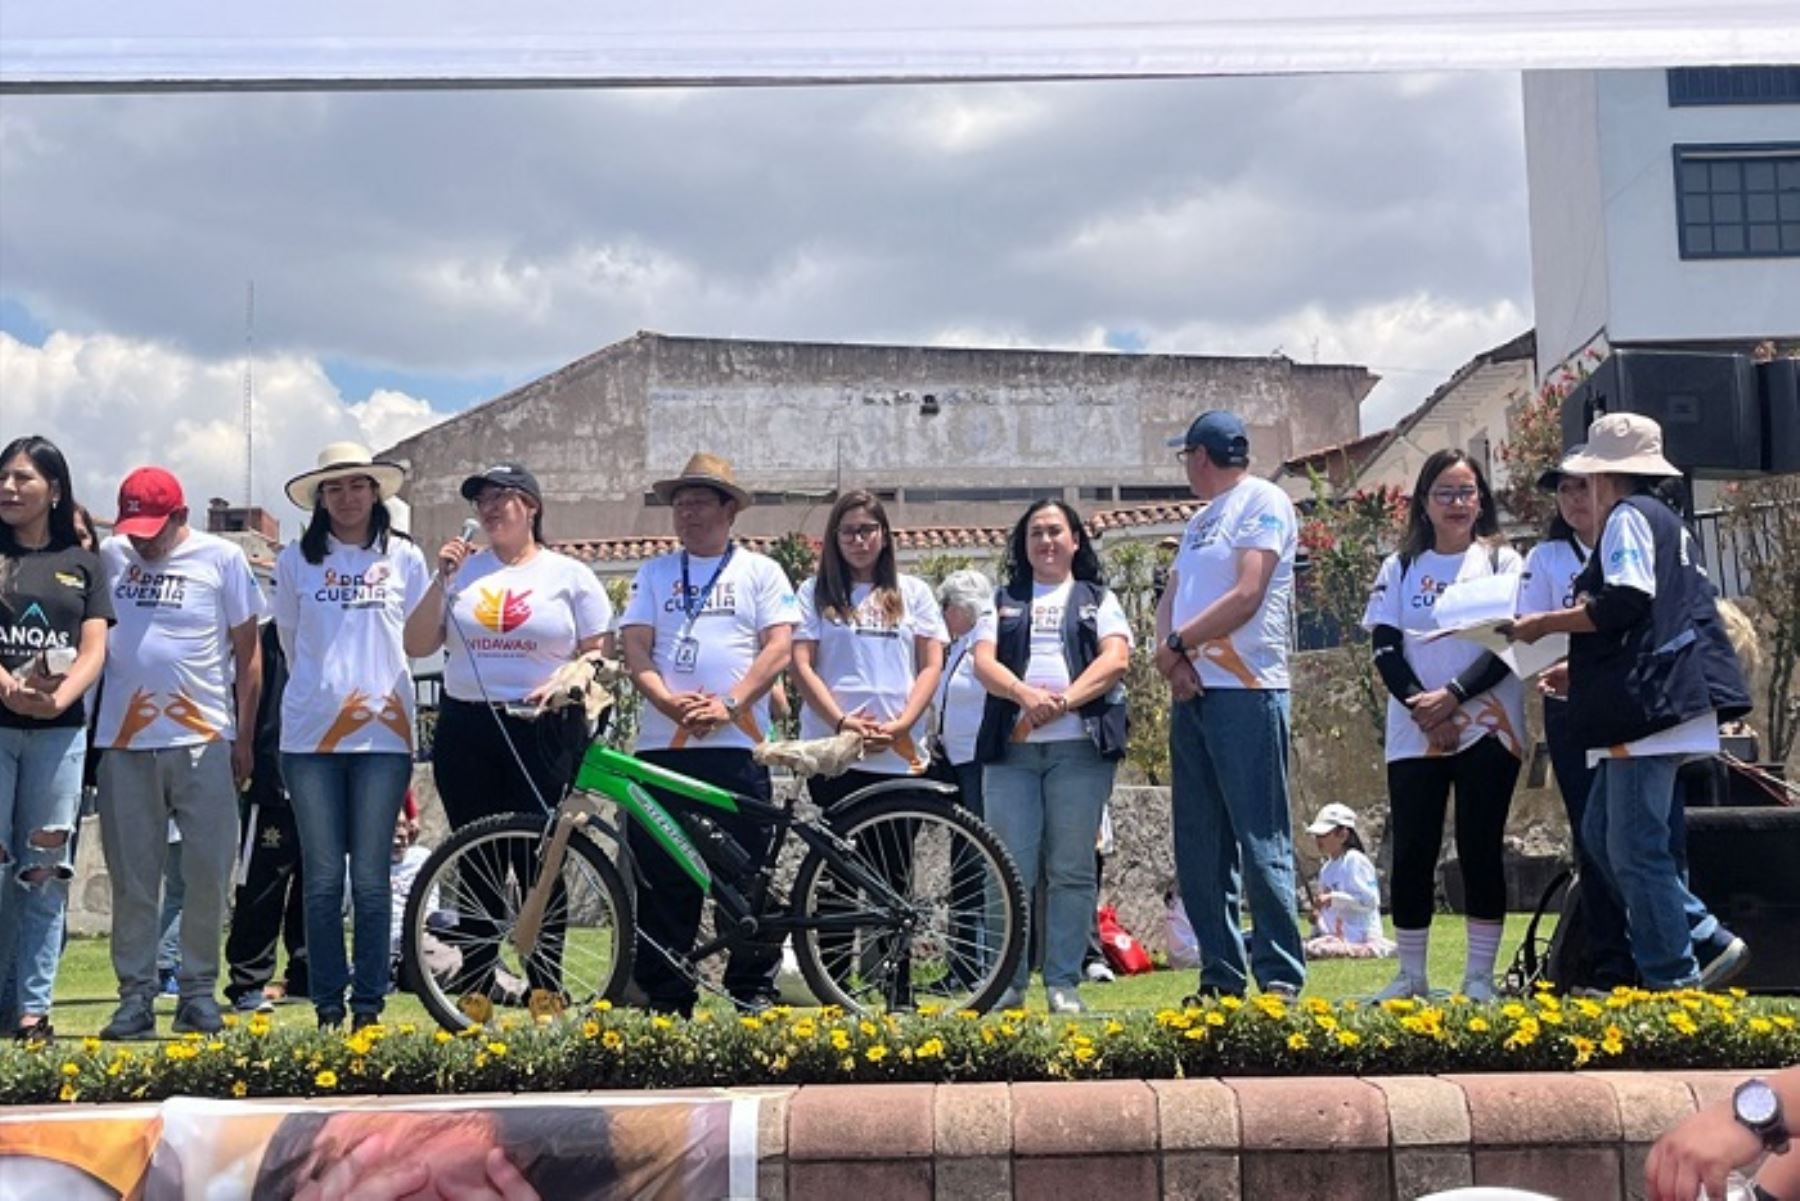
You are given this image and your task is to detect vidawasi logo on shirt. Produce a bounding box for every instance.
[474,588,533,633]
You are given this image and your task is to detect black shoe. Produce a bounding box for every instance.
[317,1009,345,1031]
[351,1012,381,1032]
[13,1019,53,1044]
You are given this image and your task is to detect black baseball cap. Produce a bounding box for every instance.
[1166,410,1250,466]
[459,462,543,503]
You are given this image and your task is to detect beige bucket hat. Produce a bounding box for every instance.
[1558,413,1681,478]
[651,452,754,509]
[285,442,408,509]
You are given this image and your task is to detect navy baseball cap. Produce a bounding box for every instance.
[1167,410,1250,466]
[459,462,543,503]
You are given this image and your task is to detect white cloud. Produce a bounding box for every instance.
[0,331,448,534]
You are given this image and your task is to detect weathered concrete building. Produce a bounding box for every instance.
[382,332,1377,550]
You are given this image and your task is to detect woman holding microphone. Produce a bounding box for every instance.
[404,463,614,1002]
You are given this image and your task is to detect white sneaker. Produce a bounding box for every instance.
[1367,972,1430,1003]
[1047,987,1087,1015]
[1083,960,1116,984]
[1460,975,1498,1003]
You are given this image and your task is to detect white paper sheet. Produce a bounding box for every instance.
[1421,572,1567,679]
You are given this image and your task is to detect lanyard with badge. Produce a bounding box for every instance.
[673,545,734,674]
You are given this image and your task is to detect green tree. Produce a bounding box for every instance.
[1723,474,1800,764]
[600,575,641,751]
[1102,538,1177,784]
[1497,367,1586,531]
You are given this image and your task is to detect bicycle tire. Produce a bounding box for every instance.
[402,813,635,1032]
[789,793,1026,1015]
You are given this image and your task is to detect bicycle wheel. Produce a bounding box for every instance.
[402,813,635,1032]
[790,794,1026,1014]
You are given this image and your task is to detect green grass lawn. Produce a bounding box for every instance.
[46,913,1550,1037]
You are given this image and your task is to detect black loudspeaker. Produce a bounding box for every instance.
[1562,350,1763,475]
[1685,805,1800,994]
[1763,358,1800,473]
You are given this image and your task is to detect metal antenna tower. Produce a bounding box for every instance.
[242,281,255,505]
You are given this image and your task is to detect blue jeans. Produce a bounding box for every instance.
[982,738,1114,991]
[283,752,411,1018]
[0,725,84,1018]
[1170,689,1305,994]
[1582,755,1718,990]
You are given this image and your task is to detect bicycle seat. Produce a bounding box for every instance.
[753,731,866,779]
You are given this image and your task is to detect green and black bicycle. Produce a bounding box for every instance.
[399,734,1028,1032]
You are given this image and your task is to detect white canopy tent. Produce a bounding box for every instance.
[3,1,1798,91]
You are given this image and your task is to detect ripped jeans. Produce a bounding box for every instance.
[0,725,84,1019]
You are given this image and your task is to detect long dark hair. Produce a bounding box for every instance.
[1398,449,1503,568]
[0,435,79,559]
[1005,499,1104,589]
[300,484,394,565]
[816,489,900,624]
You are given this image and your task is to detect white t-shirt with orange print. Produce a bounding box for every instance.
[1361,544,1527,763]
[796,575,948,775]
[442,547,615,703]
[97,530,266,749]
[1168,476,1296,690]
[274,534,431,755]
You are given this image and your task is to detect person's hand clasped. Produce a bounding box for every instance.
[1166,656,1202,702]
[1015,683,1064,729]
[678,693,731,737]
[1407,688,1460,730]
[1426,720,1462,755]
[296,1130,542,1201]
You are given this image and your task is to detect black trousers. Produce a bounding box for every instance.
[1386,735,1520,928]
[223,796,308,1002]
[432,698,589,995]
[628,747,779,1014]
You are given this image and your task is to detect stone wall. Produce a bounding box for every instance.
[749,1068,1767,1200]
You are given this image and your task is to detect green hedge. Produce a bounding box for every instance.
[9,987,1798,1105]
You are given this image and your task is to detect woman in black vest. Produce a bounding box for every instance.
[1509,413,1748,992]
[972,500,1131,1014]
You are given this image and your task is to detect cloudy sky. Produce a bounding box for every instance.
[0,72,1531,528]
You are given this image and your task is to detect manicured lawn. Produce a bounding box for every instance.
[46,913,1549,1037]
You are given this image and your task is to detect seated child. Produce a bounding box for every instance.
[1303,803,1395,960]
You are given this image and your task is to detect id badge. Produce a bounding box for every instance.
[672,636,700,675]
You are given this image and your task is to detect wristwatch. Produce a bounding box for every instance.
[1734,1078,1790,1155]
[722,694,741,719]
[1165,631,1186,655]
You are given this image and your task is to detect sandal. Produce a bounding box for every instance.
[14,1017,54,1044]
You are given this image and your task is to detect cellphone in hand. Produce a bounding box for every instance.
[26,646,77,678]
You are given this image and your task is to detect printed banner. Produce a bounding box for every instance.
[0,1092,758,1200]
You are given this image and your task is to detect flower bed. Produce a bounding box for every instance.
[8,986,1798,1105]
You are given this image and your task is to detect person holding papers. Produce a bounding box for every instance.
[1361,449,1524,1002]
[1507,415,1750,993]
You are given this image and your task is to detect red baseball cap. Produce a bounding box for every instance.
[114,467,185,538]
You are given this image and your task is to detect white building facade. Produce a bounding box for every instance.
[1525,66,1800,382]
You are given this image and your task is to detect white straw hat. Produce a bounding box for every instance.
[1558,414,1680,478]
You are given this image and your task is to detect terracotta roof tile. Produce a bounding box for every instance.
[552,501,1203,566]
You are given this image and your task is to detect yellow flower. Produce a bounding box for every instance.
[916,1037,945,1059]
[1286,1032,1309,1051]
[1314,1015,1339,1033]
[865,1045,889,1063]
[1336,1030,1361,1048]
[231,1080,248,1098]
[1569,1036,1597,1067]
[1073,1044,1096,1063]
[1774,1016,1796,1031]
[652,1016,674,1031]
[601,1029,625,1049]
[582,1020,601,1039]
[591,999,613,1012]
[59,1082,78,1102]
[61,1062,80,1077]
[1204,1011,1226,1027]
[1381,998,1416,1014]
[486,1041,509,1057]
[1184,1026,1207,1041]
[82,1037,101,1054]
[1467,1017,1490,1033]
[1601,1025,1625,1056]
[315,1070,338,1089]
[1666,1012,1699,1037]
[831,1029,851,1051]
[1306,997,1332,1015]
[918,1003,943,1017]
[1501,1003,1527,1020]
[859,1020,879,1037]
[1749,1018,1774,1035]
[1219,996,1243,1011]
[398,1023,417,1035]
[739,1016,762,1031]
[793,1020,816,1040]
[1104,1019,1124,1037]
[434,1030,453,1044]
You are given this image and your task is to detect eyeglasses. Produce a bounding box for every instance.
[473,488,523,510]
[838,523,884,542]
[1427,486,1480,506]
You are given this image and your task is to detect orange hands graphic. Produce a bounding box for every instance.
[315,689,379,753]
[112,687,163,748]
[162,692,222,742]
[376,690,413,748]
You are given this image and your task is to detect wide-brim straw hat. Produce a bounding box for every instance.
[285,442,408,509]
[1559,413,1681,478]
[651,452,753,509]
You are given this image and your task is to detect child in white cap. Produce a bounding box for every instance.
[1303,804,1394,960]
